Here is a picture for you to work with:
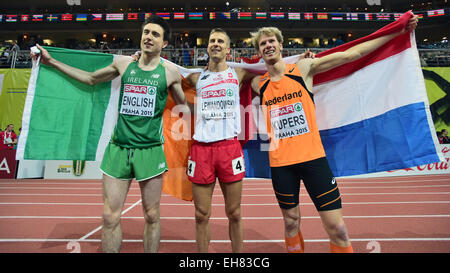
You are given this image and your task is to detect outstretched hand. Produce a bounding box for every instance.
[30,44,52,65]
[300,48,315,60]
[132,51,142,62]
[402,13,419,34]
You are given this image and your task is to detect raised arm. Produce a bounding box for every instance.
[250,75,261,95]
[306,14,418,77]
[32,44,121,86]
[165,64,192,113]
[239,48,315,91]
[235,68,259,86]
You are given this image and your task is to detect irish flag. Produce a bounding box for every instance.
[17,12,442,200]
[17,47,198,201]
[18,48,120,161]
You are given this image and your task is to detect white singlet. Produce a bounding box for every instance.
[193,67,241,143]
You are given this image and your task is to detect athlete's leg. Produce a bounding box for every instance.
[301,157,353,252]
[280,205,304,252]
[192,181,216,252]
[271,164,303,252]
[281,205,301,238]
[139,174,163,253]
[101,174,132,253]
[219,180,243,253]
[319,209,352,249]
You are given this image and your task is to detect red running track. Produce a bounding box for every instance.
[0,174,449,253]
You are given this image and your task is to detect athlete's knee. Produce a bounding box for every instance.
[225,205,241,223]
[143,207,160,225]
[325,221,349,242]
[102,208,121,229]
[283,209,300,232]
[195,206,211,224]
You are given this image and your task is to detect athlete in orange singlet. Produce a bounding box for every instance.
[250,15,418,253]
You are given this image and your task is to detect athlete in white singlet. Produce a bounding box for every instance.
[193,67,241,142]
[184,28,257,253]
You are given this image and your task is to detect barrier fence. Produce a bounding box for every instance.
[1,47,449,68]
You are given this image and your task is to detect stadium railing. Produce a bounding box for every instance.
[1,48,449,69]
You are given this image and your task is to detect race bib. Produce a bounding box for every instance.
[200,88,236,120]
[120,84,157,117]
[269,102,310,139]
[187,159,196,177]
[231,156,245,175]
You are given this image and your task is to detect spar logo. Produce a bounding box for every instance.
[202,89,226,99]
[124,84,156,95]
[270,103,302,118]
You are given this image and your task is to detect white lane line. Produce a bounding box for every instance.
[217,185,450,190]
[1,177,449,186]
[0,182,102,185]
[157,201,450,206]
[1,192,450,197]
[1,200,449,206]
[0,214,449,220]
[0,237,449,243]
[0,187,104,190]
[247,178,450,185]
[1,184,450,191]
[0,202,134,205]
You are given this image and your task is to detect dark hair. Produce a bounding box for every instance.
[142,15,171,42]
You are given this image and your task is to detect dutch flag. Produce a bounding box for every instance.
[313,12,443,176]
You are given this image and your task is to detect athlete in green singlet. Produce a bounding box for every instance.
[32,15,189,253]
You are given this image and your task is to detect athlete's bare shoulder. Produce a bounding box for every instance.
[162,59,182,86]
[296,58,313,73]
[163,59,178,75]
[113,56,133,75]
[295,58,315,91]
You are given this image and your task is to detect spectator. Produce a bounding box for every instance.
[173,50,182,65]
[100,42,110,53]
[6,42,20,64]
[437,131,443,144]
[419,52,428,66]
[183,42,191,66]
[36,35,44,46]
[0,43,6,57]
[14,128,21,150]
[0,124,18,150]
[441,129,449,144]
[197,50,208,66]
[11,41,20,53]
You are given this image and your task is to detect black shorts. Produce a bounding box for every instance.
[270,157,342,211]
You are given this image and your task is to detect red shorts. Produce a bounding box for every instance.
[187,138,245,184]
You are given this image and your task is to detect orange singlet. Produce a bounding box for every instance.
[259,63,326,167]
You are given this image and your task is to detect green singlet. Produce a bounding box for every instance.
[100,60,170,181]
[111,60,168,149]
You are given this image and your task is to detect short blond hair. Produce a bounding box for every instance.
[250,27,284,51]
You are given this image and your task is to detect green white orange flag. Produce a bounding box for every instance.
[17,47,197,201]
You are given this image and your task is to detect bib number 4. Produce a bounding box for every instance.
[187,160,196,177]
[231,156,245,175]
